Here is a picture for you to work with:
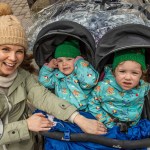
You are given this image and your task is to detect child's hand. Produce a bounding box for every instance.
[74,114,107,135]
[47,59,58,68]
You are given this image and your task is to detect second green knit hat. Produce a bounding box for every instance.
[54,40,81,58]
[112,48,146,70]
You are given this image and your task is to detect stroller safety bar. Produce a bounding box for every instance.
[40,131,150,149]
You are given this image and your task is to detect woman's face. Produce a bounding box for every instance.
[0,45,25,77]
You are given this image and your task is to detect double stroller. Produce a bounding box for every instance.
[28,0,150,149]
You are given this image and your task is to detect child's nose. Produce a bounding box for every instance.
[124,73,131,80]
[62,61,67,65]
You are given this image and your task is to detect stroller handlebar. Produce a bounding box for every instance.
[40,131,150,149]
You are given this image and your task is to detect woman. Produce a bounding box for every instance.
[0,5,106,150]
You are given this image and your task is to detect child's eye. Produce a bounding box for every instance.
[67,58,73,61]
[57,60,62,63]
[132,72,138,75]
[119,70,125,73]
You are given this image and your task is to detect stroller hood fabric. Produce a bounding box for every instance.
[95,24,150,73]
[28,0,150,68]
[33,20,95,67]
[95,23,150,121]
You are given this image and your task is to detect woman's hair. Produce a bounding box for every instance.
[20,53,38,75]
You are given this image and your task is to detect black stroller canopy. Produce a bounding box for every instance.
[95,24,150,73]
[95,23,150,125]
[29,0,150,56]
[33,20,96,68]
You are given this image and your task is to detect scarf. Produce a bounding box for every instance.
[0,70,18,94]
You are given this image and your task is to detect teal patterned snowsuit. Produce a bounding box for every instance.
[88,66,150,128]
[39,58,99,110]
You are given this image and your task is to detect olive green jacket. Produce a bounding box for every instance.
[0,68,77,150]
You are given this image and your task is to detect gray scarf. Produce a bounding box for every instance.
[0,70,18,94]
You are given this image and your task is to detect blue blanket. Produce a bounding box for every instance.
[34,110,150,150]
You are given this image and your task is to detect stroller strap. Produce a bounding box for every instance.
[113,118,132,133]
[106,111,133,132]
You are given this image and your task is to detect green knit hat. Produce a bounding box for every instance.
[112,48,146,70]
[54,40,81,58]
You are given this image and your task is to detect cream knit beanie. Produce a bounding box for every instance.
[0,4,28,50]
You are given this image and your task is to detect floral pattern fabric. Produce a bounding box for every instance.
[39,58,99,110]
[88,65,150,128]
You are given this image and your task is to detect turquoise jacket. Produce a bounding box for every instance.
[88,66,150,128]
[39,58,99,110]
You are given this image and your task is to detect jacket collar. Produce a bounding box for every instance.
[7,68,29,96]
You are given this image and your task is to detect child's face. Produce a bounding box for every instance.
[114,61,142,90]
[57,57,75,75]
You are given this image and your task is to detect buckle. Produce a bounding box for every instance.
[117,122,128,132]
[62,130,70,141]
[113,118,119,123]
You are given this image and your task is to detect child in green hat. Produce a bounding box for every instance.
[39,40,99,111]
[88,48,150,130]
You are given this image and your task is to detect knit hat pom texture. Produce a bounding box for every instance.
[0,3,13,16]
[0,5,27,50]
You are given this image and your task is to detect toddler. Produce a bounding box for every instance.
[39,40,99,110]
[88,48,150,129]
